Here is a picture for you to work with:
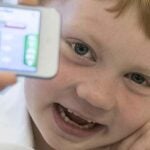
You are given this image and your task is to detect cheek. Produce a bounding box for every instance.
[116,94,150,133]
[24,57,74,108]
[24,75,65,106]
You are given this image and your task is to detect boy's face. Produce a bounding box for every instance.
[25,0,150,149]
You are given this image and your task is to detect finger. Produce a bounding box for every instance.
[128,124,150,150]
[129,136,150,150]
[0,72,16,90]
[110,128,147,150]
[111,122,150,150]
[18,0,40,5]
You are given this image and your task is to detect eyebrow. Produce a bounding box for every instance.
[72,24,106,48]
[128,65,150,77]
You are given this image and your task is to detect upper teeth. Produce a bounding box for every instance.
[59,106,97,129]
[67,108,96,124]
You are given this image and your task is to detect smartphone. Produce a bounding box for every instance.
[0,4,61,78]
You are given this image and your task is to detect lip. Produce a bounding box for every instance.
[52,103,106,138]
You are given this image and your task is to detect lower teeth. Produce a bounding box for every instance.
[58,105,96,129]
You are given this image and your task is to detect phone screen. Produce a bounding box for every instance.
[0,6,41,72]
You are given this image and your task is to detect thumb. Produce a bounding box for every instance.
[109,122,150,150]
[0,72,16,90]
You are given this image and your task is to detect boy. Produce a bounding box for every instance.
[1,0,150,149]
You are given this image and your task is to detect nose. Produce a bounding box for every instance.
[76,78,117,111]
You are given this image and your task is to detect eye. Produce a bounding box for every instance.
[125,73,150,87]
[73,43,89,56]
[67,40,96,62]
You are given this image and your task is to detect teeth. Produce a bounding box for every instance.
[58,106,97,129]
[67,108,96,124]
[87,120,96,124]
[68,108,73,113]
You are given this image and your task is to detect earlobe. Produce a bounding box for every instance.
[18,0,39,5]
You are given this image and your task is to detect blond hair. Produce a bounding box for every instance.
[109,0,150,38]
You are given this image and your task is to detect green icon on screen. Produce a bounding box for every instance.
[24,34,39,67]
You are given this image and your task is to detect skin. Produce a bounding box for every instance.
[18,0,39,5]
[24,0,150,149]
[0,72,16,90]
[0,0,37,90]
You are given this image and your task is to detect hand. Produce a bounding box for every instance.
[0,0,37,90]
[0,72,16,90]
[109,122,150,150]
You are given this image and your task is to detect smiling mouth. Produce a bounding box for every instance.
[52,103,106,137]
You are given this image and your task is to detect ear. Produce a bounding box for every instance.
[18,0,39,5]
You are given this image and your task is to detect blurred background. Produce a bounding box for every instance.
[2,0,18,4]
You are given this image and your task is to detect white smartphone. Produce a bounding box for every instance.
[0,4,61,78]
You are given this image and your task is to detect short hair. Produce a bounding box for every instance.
[108,0,150,38]
[40,0,150,38]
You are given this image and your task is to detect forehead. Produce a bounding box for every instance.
[60,0,143,43]
[58,0,150,69]
[60,0,138,31]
